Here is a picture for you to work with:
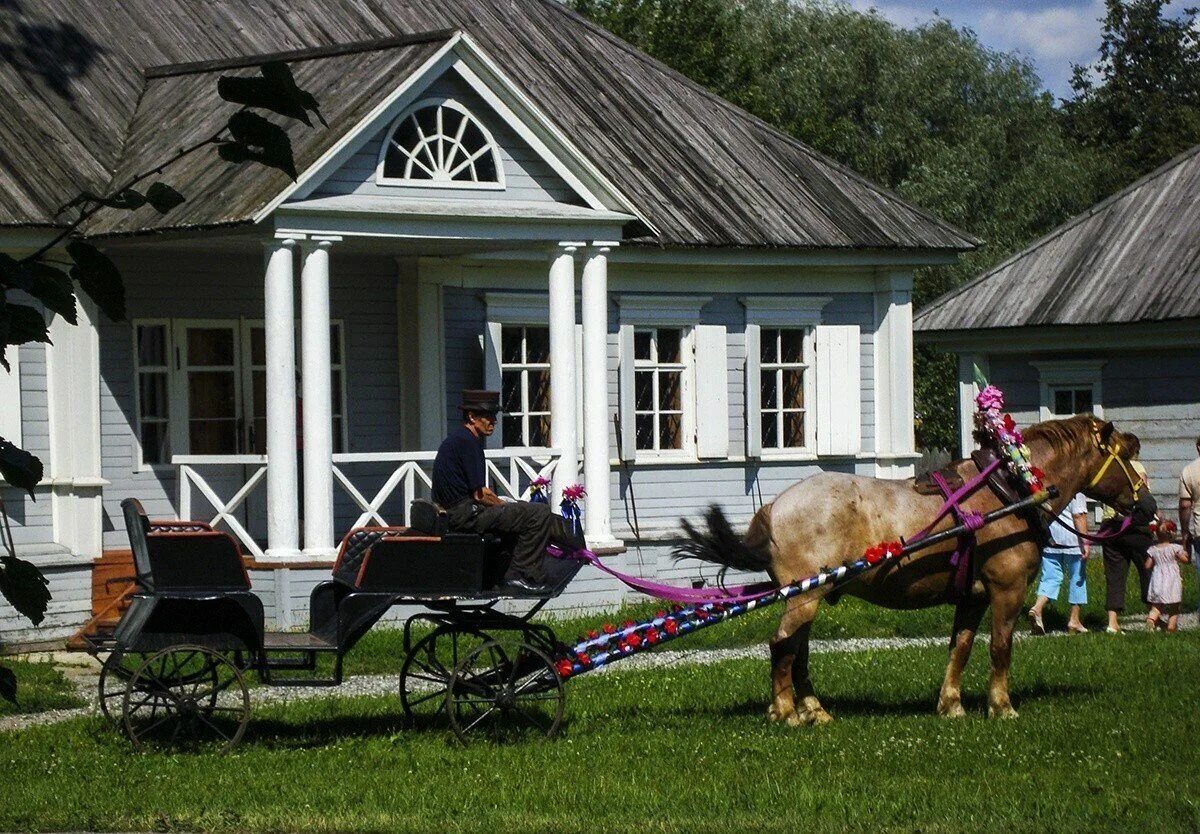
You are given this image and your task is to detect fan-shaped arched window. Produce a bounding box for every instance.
[377,99,504,188]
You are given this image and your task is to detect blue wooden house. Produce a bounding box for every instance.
[0,0,973,642]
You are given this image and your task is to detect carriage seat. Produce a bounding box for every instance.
[121,498,252,594]
[331,525,505,593]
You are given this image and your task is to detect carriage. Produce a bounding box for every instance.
[86,498,587,751]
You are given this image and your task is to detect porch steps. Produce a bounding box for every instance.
[66,550,136,650]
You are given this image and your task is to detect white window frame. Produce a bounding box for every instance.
[483,294,552,450]
[132,318,348,470]
[375,97,506,191]
[1033,360,1105,420]
[741,296,831,460]
[632,326,692,455]
[617,295,710,462]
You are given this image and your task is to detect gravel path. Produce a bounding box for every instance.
[3,612,1195,733]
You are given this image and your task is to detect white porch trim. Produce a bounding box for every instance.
[548,244,581,504]
[300,237,339,559]
[262,238,301,562]
[582,243,620,546]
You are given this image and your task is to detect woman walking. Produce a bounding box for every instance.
[1103,460,1157,633]
[1029,492,1090,635]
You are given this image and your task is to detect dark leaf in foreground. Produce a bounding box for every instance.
[145,182,186,214]
[218,61,325,127]
[0,253,32,292]
[2,304,50,347]
[67,241,126,322]
[97,188,147,211]
[0,555,52,625]
[26,263,76,325]
[0,665,15,704]
[0,438,42,495]
[219,111,298,180]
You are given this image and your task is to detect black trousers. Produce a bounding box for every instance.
[1102,529,1152,612]
[446,500,586,584]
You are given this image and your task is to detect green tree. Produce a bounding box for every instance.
[571,0,1107,449]
[1064,0,1200,192]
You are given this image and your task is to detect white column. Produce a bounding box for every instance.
[263,238,301,561]
[581,244,616,543]
[300,237,338,559]
[549,244,580,504]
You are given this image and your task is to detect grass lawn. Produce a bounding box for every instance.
[2,632,1197,832]
[338,555,1196,677]
[0,659,85,716]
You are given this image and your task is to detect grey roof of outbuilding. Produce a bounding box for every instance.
[916,144,1200,333]
[0,0,976,251]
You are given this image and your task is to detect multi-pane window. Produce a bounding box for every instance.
[759,328,808,449]
[634,327,686,452]
[1051,386,1093,417]
[134,320,347,466]
[182,325,240,456]
[380,101,501,186]
[500,325,551,447]
[135,324,171,464]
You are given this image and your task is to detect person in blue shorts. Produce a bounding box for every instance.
[1028,492,1090,634]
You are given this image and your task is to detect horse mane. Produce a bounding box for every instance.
[1023,414,1094,459]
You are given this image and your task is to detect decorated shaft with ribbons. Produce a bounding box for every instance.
[552,486,1056,680]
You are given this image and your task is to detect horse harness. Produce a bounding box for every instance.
[912,448,1051,602]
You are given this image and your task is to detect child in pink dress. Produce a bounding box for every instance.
[1144,521,1190,632]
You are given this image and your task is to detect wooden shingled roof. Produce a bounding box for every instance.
[916,145,1200,332]
[0,0,976,251]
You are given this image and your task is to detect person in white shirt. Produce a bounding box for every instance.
[1028,493,1090,635]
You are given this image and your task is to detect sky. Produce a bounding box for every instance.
[843,0,1194,100]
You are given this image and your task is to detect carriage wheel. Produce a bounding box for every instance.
[445,637,565,743]
[99,649,216,726]
[399,627,489,722]
[121,645,251,754]
[98,650,148,725]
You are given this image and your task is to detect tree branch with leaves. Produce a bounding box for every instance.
[0,60,321,703]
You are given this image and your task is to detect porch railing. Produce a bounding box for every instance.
[174,454,269,560]
[331,447,563,529]
[173,448,564,558]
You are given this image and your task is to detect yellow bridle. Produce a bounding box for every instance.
[1086,429,1142,501]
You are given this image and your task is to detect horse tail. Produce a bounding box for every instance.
[675,503,774,574]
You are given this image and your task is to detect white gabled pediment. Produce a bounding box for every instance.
[265,34,654,235]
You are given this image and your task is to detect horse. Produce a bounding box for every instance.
[677,415,1142,724]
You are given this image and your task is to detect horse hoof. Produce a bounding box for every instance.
[809,709,834,726]
[938,702,967,719]
[988,705,1019,720]
[767,704,793,724]
[786,711,809,727]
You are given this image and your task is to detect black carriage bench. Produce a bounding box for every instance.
[87,497,583,751]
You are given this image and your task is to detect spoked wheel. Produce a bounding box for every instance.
[121,645,251,754]
[97,650,149,725]
[445,637,565,743]
[399,627,489,723]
